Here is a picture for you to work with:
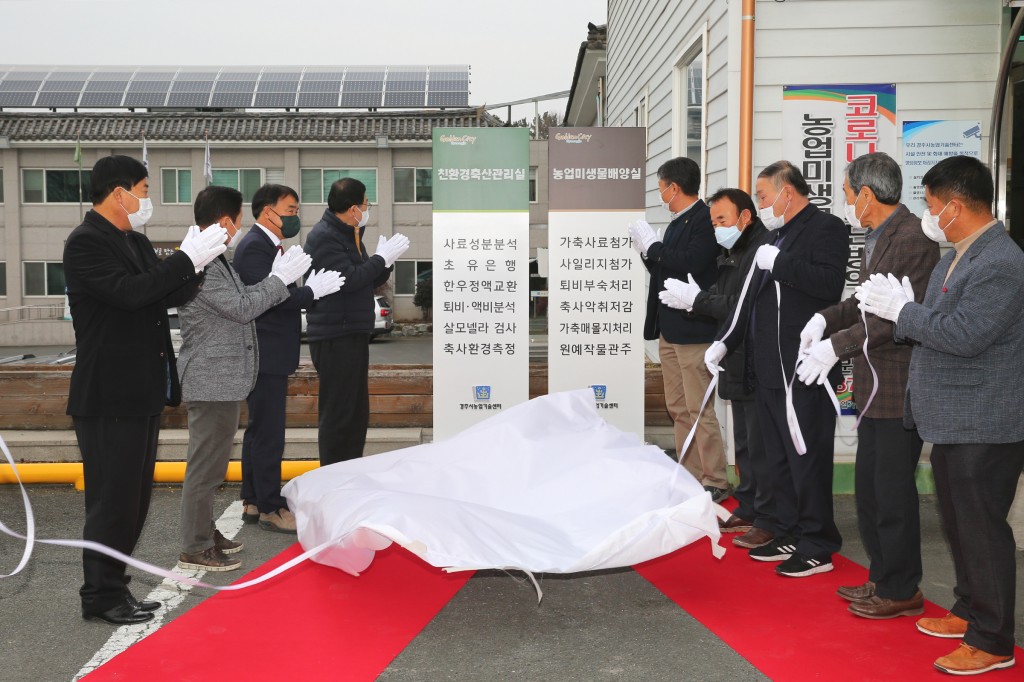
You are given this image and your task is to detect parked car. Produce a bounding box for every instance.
[299,296,393,340]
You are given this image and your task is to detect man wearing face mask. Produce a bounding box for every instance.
[64,155,227,625]
[628,157,730,502]
[858,155,1024,676]
[794,153,938,618]
[305,178,410,466]
[706,160,849,577]
[233,184,342,533]
[176,186,340,571]
[661,188,776,546]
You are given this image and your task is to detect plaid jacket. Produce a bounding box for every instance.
[819,204,940,419]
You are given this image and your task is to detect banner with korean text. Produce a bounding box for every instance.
[432,128,530,440]
[783,84,897,422]
[547,127,646,436]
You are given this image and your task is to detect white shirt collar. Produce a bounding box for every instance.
[255,222,281,247]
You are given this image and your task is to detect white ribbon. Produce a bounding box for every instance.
[0,432,340,591]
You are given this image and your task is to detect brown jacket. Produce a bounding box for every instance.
[819,204,940,419]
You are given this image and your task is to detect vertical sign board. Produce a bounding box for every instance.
[547,127,647,436]
[432,128,530,440]
[782,84,897,430]
[901,120,982,212]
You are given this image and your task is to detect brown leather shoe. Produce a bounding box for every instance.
[934,642,1014,675]
[733,527,774,549]
[848,590,924,619]
[836,581,875,602]
[917,612,969,639]
[213,528,243,555]
[718,514,753,533]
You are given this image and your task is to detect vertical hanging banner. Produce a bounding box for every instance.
[547,127,647,436]
[432,128,530,440]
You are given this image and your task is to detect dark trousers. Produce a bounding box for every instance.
[731,398,775,529]
[756,383,841,561]
[74,414,160,613]
[855,417,923,600]
[241,372,289,514]
[932,441,1024,655]
[310,333,371,466]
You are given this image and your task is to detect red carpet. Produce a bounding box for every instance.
[84,544,472,682]
[635,539,1024,681]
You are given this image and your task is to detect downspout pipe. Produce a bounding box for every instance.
[990,8,1024,219]
[739,0,756,193]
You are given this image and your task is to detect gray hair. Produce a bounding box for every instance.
[846,152,902,205]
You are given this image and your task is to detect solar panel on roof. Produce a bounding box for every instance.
[129,80,172,92]
[257,80,298,92]
[388,79,427,91]
[85,80,128,92]
[90,71,134,80]
[167,92,211,107]
[220,72,260,80]
[261,72,302,81]
[210,93,254,107]
[297,92,339,107]
[301,80,342,93]
[124,92,167,106]
[214,80,256,93]
[80,92,125,106]
[384,92,425,107]
[36,92,81,106]
[0,92,36,106]
[254,92,296,107]
[428,91,468,107]
[172,80,216,92]
[42,80,86,91]
[304,72,345,81]
[0,79,41,91]
[341,92,383,108]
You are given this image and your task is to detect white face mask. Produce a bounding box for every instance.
[121,190,153,230]
[715,225,742,249]
[357,205,370,228]
[921,201,953,243]
[759,191,789,231]
[844,192,868,231]
[659,185,677,213]
[227,220,243,248]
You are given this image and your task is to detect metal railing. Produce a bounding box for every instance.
[0,305,66,325]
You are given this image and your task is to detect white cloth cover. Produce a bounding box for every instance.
[284,389,723,577]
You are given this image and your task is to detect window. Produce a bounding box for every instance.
[211,169,263,202]
[393,167,432,203]
[394,260,433,295]
[529,167,537,202]
[23,261,65,297]
[161,168,192,204]
[0,262,6,296]
[22,169,92,203]
[683,48,704,164]
[300,169,378,204]
[265,168,285,185]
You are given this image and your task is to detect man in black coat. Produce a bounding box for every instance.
[663,188,776,548]
[629,157,729,501]
[233,184,341,532]
[63,155,227,625]
[707,160,849,577]
[304,177,409,465]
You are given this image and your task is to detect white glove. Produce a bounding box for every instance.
[796,338,839,386]
[179,224,228,273]
[374,233,411,268]
[799,313,827,360]
[628,220,659,257]
[704,341,727,376]
[755,244,780,271]
[659,274,701,311]
[303,268,345,300]
[270,245,313,286]
[855,273,914,322]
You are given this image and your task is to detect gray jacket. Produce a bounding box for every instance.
[895,222,1024,444]
[177,255,289,402]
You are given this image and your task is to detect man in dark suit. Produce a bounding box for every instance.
[63,155,227,625]
[233,184,341,532]
[663,188,775,547]
[859,155,1024,676]
[707,160,849,577]
[796,152,939,617]
[629,157,729,501]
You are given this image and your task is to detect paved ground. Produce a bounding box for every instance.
[1,486,1022,682]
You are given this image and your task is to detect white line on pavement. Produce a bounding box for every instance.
[73,500,246,681]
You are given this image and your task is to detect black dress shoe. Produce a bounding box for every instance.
[82,602,155,625]
[126,593,161,612]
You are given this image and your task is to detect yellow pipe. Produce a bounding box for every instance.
[0,461,321,491]
[739,0,755,193]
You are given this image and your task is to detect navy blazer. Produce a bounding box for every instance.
[642,200,720,344]
[724,203,849,390]
[232,225,314,376]
[63,210,202,416]
[896,222,1024,444]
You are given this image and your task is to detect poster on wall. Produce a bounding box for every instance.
[547,127,647,436]
[900,120,982,212]
[431,128,530,440]
[782,84,897,420]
